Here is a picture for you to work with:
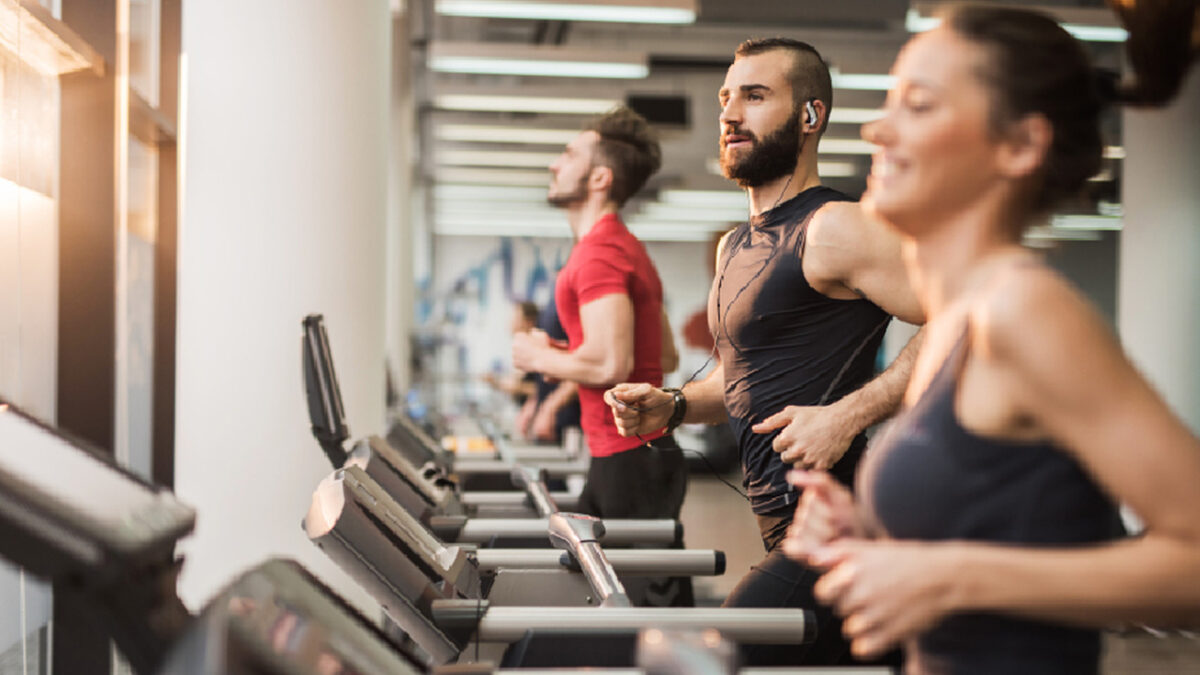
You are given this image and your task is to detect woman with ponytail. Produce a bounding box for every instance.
[782,5,1200,673]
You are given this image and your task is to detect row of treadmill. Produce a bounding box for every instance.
[0,314,887,674]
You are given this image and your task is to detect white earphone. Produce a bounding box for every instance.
[804,99,818,130]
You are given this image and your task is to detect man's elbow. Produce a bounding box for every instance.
[599,355,635,386]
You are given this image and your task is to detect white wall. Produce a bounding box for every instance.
[1119,68,1200,434]
[176,0,391,612]
[386,15,416,395]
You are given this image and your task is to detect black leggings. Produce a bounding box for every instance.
[723,545,850,666]
[722,508,900,668]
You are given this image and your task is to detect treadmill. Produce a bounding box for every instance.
[304,464,814,668]
[303,313,586,485]
[302,314,678,546]
[0,399,422,674]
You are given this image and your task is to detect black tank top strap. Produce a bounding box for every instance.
[794,207,817,260]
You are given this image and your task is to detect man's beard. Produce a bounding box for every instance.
[720,112,802,188]
[547,174,588,207]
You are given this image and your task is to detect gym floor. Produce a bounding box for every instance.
[678,472,1200,673]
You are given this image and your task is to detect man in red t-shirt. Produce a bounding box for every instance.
[511,107,686,523]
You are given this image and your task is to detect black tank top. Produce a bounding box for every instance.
[861,331,1121,674]
[708,187,891,515]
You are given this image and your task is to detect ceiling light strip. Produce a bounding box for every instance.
[829,108,884,124]
[436,124,579,145]
[429,42,649,79]
[429,56,647,79]
[438,149,559,167]
[905,8,1127,43]
[831,72,896,91]
[434,94,619,114]
[434,168,551,185]
[435,0,696,25]
[433,184,549,201]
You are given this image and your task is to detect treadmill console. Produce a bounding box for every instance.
[0,401,195,581]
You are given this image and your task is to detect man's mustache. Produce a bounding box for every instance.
[720,127,757,149]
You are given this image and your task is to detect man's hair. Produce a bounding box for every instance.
[734,37,834,135]
[582,106,662,207]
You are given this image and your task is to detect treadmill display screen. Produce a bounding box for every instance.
[221,561,423,674]
[0,406,190,550]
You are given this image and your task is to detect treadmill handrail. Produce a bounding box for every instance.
[472,548,724,576]
[430,602,815,645]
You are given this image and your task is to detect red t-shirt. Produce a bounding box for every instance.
[556,214,666,457]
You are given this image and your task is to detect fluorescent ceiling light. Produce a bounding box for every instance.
[0,0,103,77]
[1103,146,1126,160]
[433,218,722,242]
[436,124,579,145]
[437,208,564,224]
[1059,24,1128,43]
[1023,225,1102,242]
[434,93,619,114]
[434,184,549,201]
[904,9,940,33]
[703,158,864,178]
[435,216,568,238]
[817,160,858,177]
[429,42,648,79]
[431,56,647,78]
[819,139,876,155]
[435,0,696,24]
[1050,215,1122,231]
[659,189,748,209]
[906,7,1127,43]
[438,149,559,167]
[435,168,551,185]
[637,203,748,223]
[831,71,895,91]
[626,221,732,242]
[829,108,884,124]
[435,202,561,220]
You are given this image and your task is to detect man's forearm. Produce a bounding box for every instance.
[679,364,729,424]
[829,328,923,434]
[542,381,578,412]
[535,346,631,388]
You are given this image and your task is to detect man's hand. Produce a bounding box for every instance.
[782,470,866,564]
[514,398,538,439]
[603,383,674,437]
[752,403,856,469]
[530,404,558,441]
[512,329,552,372]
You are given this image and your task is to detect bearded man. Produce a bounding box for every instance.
[605,38,924,665]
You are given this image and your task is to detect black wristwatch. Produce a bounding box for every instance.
[662,387,688,433]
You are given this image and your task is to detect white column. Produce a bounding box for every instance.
[386,11,415,395]
[176,0,391,611]
[1118,68,1200,434]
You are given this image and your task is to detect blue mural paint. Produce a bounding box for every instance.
[499,237,515,300]
[526,244,549,302]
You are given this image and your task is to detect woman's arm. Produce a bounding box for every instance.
[949,266,1200,625]
[812,266,1200,659]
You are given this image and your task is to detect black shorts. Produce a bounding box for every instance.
[576,435,687,521]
